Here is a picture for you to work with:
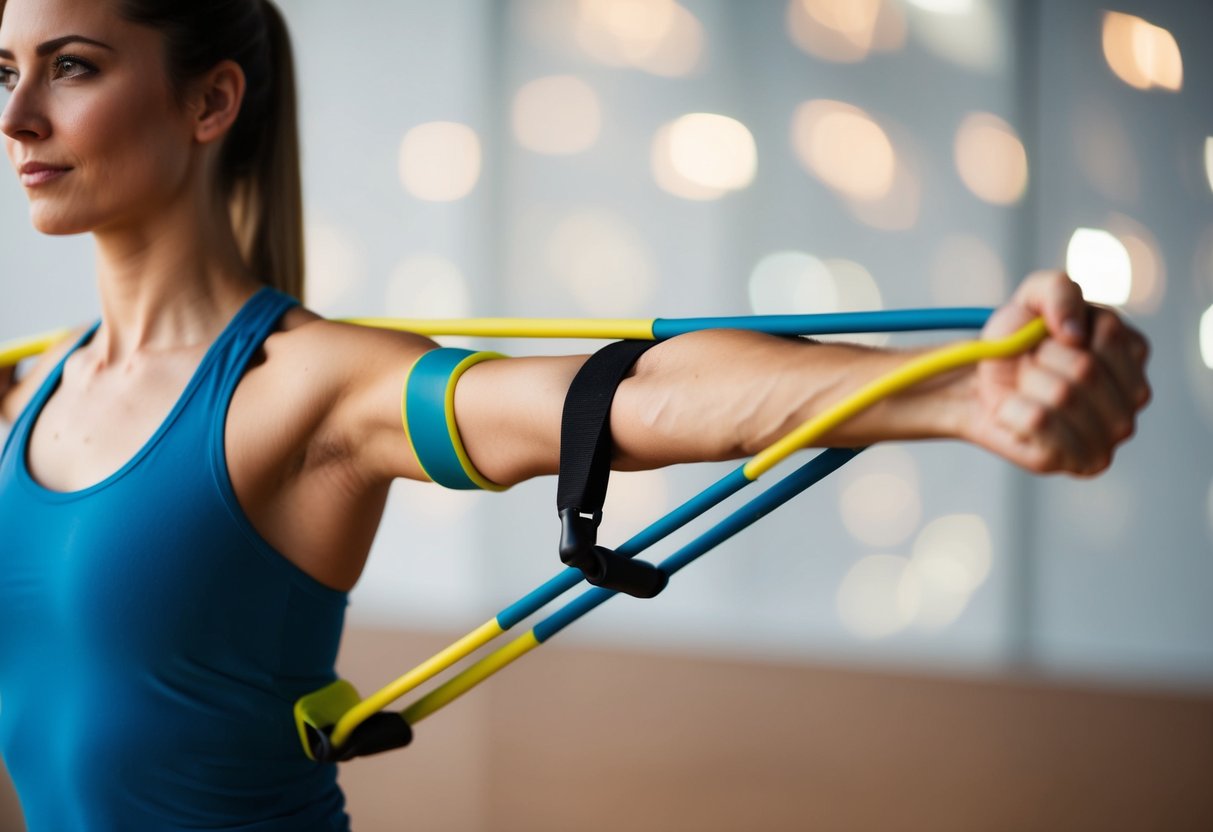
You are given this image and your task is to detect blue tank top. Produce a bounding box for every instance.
[0,287,351,831]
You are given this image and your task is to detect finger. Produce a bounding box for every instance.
[1087,309,1152,409]
[1017,359,1109,454]
[993,393,1102,474]
[1033,339,1136,444]
[1011,270,1088,347]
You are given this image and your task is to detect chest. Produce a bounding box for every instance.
[16,338,383,593]
[26,350,209,492]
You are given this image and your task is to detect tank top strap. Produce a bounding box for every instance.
[205,286,300,401]
[189,285,296,452]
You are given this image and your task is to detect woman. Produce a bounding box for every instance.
[0,0,1150,828]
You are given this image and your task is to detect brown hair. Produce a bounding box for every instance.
[118,0,305,300]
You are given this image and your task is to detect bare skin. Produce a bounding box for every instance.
[0,0,1151,594]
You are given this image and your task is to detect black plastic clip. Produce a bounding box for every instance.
[558,507,668,599]
[305,712,413,763]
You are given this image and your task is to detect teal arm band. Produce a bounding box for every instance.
[402,348,508,491]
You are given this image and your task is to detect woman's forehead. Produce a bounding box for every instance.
[0,0,125,54]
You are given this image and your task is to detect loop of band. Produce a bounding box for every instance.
[402,348,508,491]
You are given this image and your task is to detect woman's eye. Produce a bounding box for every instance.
[0,69,15,93]
[53,55,94,79]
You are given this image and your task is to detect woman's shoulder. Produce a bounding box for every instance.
[267,304,437,370]
[249,304,437,426]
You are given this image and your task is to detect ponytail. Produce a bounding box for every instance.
[229,0,304,301]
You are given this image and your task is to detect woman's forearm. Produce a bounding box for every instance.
[609,329,973,470]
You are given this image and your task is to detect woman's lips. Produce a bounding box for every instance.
[20,167,72,187]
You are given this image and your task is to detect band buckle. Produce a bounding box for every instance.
[558,507,668,599]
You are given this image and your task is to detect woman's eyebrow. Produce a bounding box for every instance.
[0,35,115,61]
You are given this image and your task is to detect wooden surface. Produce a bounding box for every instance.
[3,627,1211,830]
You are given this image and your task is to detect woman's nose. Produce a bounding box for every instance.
[0,82,51,142]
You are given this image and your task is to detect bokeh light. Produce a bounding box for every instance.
[1105,213,1166,315]
[304,221,364,313]
[747,253,886,344]
[1102,11,1183,92]
[546,210,656,316]
[929,234,1006,307]
[652,114,757,199]
[652,123,727,201]
[910,514,992,595]
[845,148,921,231]
[954,112,1028,205]
[1200,304,1213,370]
[399,121,482,202]
[668,114,758,191]
[792,100,896,201]
[512,76,602,155]
[904,0,972,12]
[386,255,471,319]
[838,446,922,548]
[1066,228,1132,307]
[576,0,676,59]
[575,0,703,77]
[628,2,703,76]
[904,563,971,631]
[822,259,888,346]
[906,0,1005,73]
[785,0,906,63]
[1205,137,1213,195]
[837,554,918,639]
[748,251,837,315]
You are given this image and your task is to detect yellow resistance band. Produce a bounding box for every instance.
[323,318,1050,742]
[0,328,74,368]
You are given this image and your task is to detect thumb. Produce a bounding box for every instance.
[991,270,1088,348]
[982,299,1036,342]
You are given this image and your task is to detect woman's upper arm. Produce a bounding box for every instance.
[270,320,587,489]
[309,321,439,486]
[451,353,587,486]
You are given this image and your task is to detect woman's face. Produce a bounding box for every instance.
[0,0,195,236]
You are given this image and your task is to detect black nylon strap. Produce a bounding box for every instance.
[556,339,667,599]
[557,339,657,514]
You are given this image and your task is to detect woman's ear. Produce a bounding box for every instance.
[190,60,246,145]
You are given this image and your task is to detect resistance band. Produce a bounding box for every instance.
[340,308,993,340]
[0,327,74,368]
[0,309,995,371]
[0,309,1049,763]
[298,316,1048,761]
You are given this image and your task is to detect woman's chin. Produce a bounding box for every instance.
[29,206,93,236]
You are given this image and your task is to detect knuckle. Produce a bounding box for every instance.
[1047,381,1073,409]
[1024,400,1048,431]
[1070,353,1097,384]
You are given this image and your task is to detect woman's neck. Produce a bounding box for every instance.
[88,184,261,369]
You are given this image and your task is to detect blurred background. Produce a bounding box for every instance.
[1,0,1211,829]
